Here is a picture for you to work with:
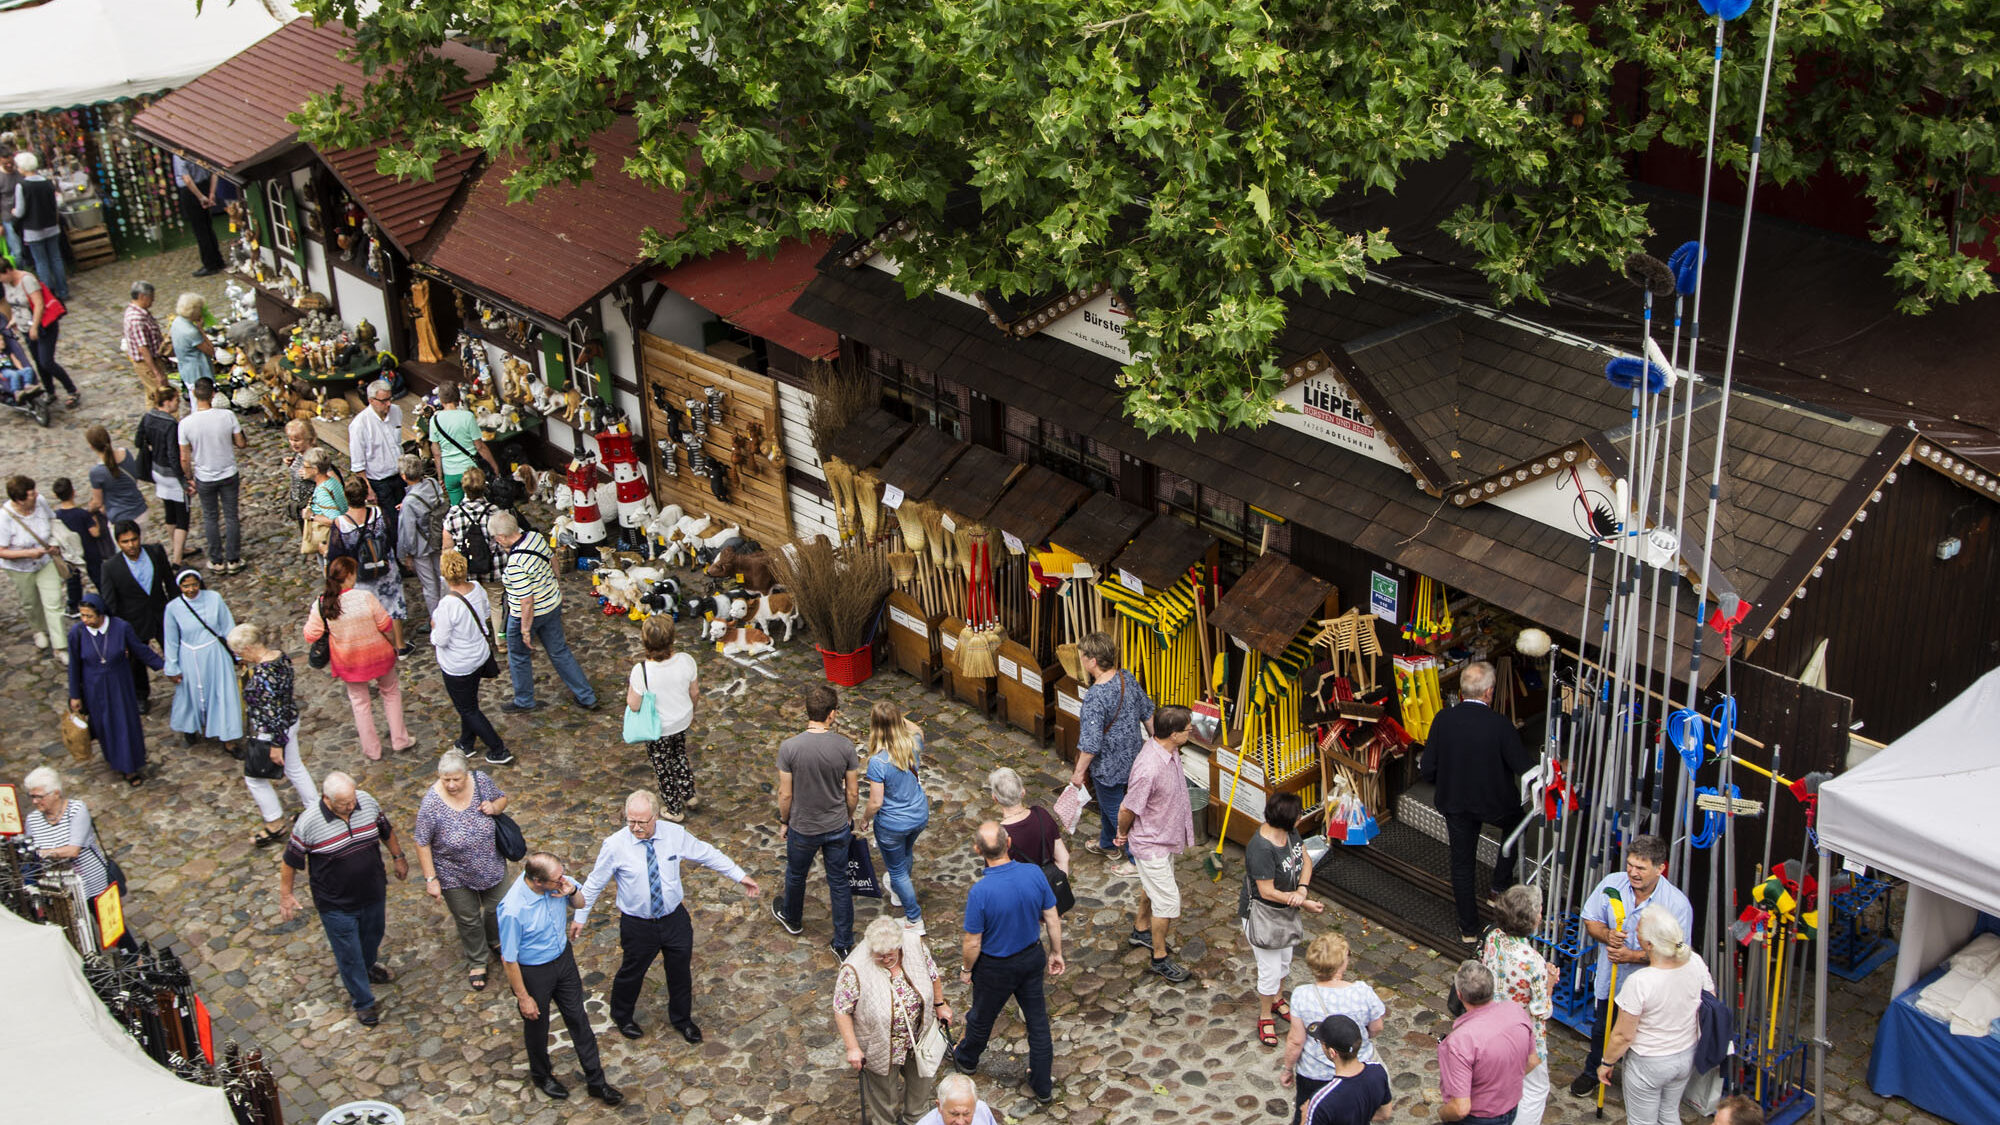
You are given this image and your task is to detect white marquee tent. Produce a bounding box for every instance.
[0,0,296,114]
[1819,664,2000,993]
[0,908,235,1122]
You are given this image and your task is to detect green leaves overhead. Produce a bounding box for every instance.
[293,0,1998,435]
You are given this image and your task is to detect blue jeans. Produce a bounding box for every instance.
[781,824,854,950]
[320,899,386,1010]
[24,237,66,301]
[2,220,21,264]
[505,607,595,707]
[953,944,1054,1100]
[1094,777,1131,860]
[874,822,925,922]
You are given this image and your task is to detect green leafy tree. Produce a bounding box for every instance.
[292,0,1999,435]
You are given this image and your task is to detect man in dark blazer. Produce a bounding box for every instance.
[1420,660,1539,942]
[97,520,172,714]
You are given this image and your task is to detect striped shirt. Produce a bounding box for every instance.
[27,799,107,899]
[284,790,395,913]
[501,531,561,616]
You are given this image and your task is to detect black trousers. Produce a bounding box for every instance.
[609,906,694,1031]
[517,946,605,1085]
[369,474,406,559]
[1446,810,1522,936]
[441,669,505,753]
[952,944,1054,1100]
[1580,994,1614,1075]
[177,185,224,270]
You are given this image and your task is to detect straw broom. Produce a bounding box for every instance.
[823,458,857,539]
[855,472,883,542]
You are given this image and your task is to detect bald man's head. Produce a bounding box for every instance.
[973,821,1010,862]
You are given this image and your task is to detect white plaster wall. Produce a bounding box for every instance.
[644,289,714,351]
[330,269,390,342]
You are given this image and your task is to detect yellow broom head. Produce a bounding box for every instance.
[856,472,883,540]
[955,625,1004,677]
[1056,642,1082,682]
[895,500,928,555]
[889,550,917,583]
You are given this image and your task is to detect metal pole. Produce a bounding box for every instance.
[1813,847,1831,1125]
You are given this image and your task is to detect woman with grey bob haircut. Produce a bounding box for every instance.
[1479,883,1555,1125]
[412,748,511,991]
[832,914,953,1124]
[987,766,1067,873]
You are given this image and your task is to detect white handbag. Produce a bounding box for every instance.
[913,1016,949,1077]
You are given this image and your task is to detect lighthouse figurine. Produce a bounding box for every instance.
[556,453,609,562]
[594,423,655,552]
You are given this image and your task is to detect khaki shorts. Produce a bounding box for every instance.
[1135,855,1182,918]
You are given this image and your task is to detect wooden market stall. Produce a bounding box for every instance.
[638,332,794,548]
[874,424,965,684]
[981,465,1094,741]
[923,446,1028,714]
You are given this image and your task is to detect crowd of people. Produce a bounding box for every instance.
[3,254,1761,1125]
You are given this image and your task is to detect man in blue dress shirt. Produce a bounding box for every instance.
[573,790,761,1044]
[498,852,624,1105]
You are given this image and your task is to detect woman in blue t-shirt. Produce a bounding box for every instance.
[860,701,931,934]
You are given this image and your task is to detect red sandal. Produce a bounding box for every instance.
[1256,1016,1279,1047]
[1274,998,1293,1022]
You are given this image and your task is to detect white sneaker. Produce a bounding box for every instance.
[887,887,902,907]
[903,919,927,936]
[33,633,47,650]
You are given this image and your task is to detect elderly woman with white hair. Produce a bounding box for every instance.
[169,292,216,386]
[13,152,68,301]
[833,914,953,1125]
[1595,909,1715,1125]
[229,622,319,847]
[22,767,109,900]
[413,749,510,991]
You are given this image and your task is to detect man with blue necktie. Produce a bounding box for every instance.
[573,789,761,1044]
[497,852,623,1105]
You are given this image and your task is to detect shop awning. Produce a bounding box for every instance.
[0,0,296,115]
[653,238,840,360]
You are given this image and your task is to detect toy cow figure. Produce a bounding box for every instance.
[705,544,778,594]
[750,591,799,643]
[714,624,774,658]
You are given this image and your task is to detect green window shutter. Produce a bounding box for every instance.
[539,331,568,390]
[281,187,303,255]
[244,181,271,248]
[591,339,613,402]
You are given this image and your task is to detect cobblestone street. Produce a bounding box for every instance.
[0,247,1936,1125]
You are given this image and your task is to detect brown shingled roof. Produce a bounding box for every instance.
[130,19,492,254]
[421,116,687,323]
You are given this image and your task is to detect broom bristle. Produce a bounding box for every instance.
[955,626,1004,677]
[889,550,916,583]
[895,501,928,554]
[856,474,883,540]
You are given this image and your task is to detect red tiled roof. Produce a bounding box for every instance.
[424,116,687,322]
[652,237,839,359]
[130,19,491,253]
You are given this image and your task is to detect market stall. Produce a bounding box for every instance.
[1819,666,2000,1125]
[923,445,1027,715]
[981,465,1094,741]
[873,424,966,684]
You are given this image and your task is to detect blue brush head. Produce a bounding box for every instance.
[1698,0,1755,19]
[1668,240,1704,296]
[1605,356,1668,394]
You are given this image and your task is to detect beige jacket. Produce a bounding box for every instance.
[837,932,940,1076]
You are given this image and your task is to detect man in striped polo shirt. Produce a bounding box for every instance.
[490,510,598,713]
[279,771,408,1027]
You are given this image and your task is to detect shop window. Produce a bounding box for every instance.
[268,183,296,256]
[1003,407,1121,496]
[874,345,970,440]
[1155,468,1292,577]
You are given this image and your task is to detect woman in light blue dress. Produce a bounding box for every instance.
[162,569,242,750]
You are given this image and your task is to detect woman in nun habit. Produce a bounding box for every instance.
[162,569,243,752]
[67,593,163,785]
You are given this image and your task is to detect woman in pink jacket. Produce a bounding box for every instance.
[303,555,413,760]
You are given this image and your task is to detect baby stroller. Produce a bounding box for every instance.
[0,319,50,427]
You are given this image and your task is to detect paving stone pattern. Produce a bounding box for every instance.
[0,247,1938,1125]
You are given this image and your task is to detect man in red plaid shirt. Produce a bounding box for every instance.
[122,281,168,389]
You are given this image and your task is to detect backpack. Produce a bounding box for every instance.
[407,483,447,555]
[457,502,497,577]
[337,507,392,581]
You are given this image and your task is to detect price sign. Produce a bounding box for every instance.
[940,513,957,534]
[1119,569,1145,595]
[882,484,906,509]
[997,656,1020,679]
[0,784,20,836]
[1071,562,1095,580]
[94,884,125,949]
[1001,531,1025,555]
[1057,691,1083,717]
[1020,668,1044,693]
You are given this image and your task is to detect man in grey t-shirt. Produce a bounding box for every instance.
[176,377,246,573]
[773,683,859,956]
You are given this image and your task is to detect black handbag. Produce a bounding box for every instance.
[1041,862,1076,915]
[307,595,332,669]
[242,736,286,780]
[492,812,527,862]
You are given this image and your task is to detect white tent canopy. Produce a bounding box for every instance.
[0,0,296,114]
[0,909,235,1122]
[1819,665,2000,994]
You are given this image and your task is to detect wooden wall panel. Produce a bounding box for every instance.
[639,333,792,548]
[1747,464,2000,742]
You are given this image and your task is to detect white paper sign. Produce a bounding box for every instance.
[941,513,957,534]
[1056,691,1083,717]
[1072,562,1095,580]
[1002,531,1025,555]
[883,484,905,509]
[997,656,1020,680]
[1119,568,1145,595]
[1020,668,1044,693]
[940,632,958,652]
[1215,749,1268,790]
[888,606,929,638]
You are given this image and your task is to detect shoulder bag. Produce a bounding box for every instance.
[307,596,332,669]
[6,505,72,582]
[1041,861,1076,916]
[243,735,286,779]
[623,662,662,743]
[913,1002,955,1078]
[492,811,528,862]
[449,591,500,679]
[177,594,239,664]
